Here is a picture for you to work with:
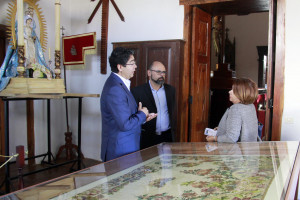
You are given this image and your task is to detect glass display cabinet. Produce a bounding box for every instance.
[1,141,299,200]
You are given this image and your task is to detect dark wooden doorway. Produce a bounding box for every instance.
[179,0,285,142]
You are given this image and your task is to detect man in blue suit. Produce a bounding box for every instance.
[101,47,156,162]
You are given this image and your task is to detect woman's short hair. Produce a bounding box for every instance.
[109,47,134,73]
[232,78,258,104]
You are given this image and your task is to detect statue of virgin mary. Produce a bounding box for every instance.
[0,6,53,91]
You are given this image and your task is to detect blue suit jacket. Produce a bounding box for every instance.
[100,73,146,161]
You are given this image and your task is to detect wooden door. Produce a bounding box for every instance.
[189,8,211,142]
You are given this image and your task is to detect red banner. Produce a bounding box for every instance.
[62,32,96,66]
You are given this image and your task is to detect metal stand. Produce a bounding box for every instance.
[56,26,84,161]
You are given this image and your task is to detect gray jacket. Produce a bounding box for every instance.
[217,104,258,143]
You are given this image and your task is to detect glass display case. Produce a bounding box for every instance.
[1,141,299,200]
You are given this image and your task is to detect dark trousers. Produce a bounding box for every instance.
[140,129,172,150]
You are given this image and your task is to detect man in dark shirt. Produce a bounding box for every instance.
[132,61,176,149]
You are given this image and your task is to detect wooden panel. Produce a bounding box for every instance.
[189,7,211,142]
[100,0,109,74]
[143,43,178,87]
[144,47,172,82]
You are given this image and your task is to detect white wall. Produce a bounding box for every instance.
[281,0,300,141]
[0,0,184,161]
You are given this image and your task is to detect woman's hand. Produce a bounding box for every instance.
[213,127,218,131]
[206,135,217,142]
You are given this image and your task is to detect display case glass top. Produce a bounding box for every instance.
[1,141,299,200]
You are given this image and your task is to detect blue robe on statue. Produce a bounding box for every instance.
[0,43,18,91]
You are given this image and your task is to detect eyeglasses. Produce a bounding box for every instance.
[150,69,167,75]
[124,61,136,66]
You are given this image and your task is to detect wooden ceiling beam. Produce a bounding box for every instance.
[180,0,269,16]
[180,0,234,5]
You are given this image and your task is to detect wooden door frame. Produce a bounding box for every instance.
[179,0,285,142]
[270,0,285,141]
[179,6,192,142]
